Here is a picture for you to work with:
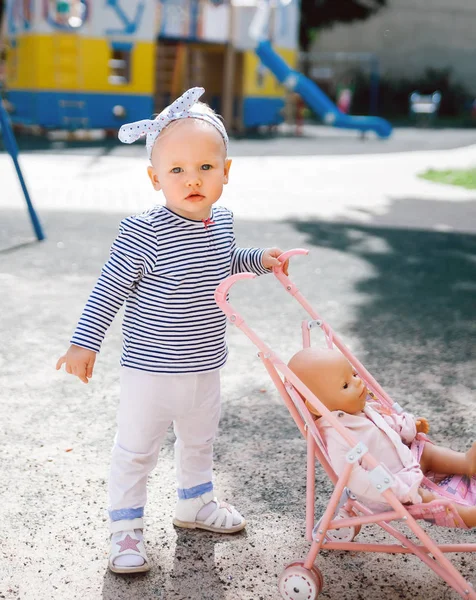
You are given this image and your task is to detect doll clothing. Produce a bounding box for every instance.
[317,401,423,511]
[412,437,476,508]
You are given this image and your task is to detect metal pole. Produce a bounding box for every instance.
[222,1,236,130]
[0,102,45,241]
[369,55,380,116]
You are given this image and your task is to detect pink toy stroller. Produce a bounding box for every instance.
[214,249,476,600]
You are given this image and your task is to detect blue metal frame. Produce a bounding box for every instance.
[7,90,153,130]
[0,101,45,241]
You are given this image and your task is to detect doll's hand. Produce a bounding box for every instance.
[415,417,430,434]
[262,248,289,275]
[56,344,97,384]
[418,487,436,503]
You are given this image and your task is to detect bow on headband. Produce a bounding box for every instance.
[118,87,229,160]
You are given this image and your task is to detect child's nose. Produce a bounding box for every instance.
[186,176,202,187]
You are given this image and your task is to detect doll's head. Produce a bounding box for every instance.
[287,348,367,416]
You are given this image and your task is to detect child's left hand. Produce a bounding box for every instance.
[416,417,430,434]
[262,248,289,275]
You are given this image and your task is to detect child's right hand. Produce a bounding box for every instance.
[56,344,97,384]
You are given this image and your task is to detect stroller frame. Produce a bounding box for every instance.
[214,249,476,600]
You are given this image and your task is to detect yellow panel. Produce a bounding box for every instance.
[5,35,38,89]
[242,47,297,98]
[82,39,155,94]
[6,34,154,94]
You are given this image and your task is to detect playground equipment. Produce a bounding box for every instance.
[3,0,156,130]
[3,0,391,136]
[0,100,44,241]
[250,1,392,138]
[2,0,299,132]
[301,51,382,117]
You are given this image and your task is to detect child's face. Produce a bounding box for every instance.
[147,119,231,221]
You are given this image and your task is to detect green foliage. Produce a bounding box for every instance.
[419,168,476,190]
[300,0,387,50]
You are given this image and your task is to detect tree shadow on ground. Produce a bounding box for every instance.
[290,213,476,444]
[101,529,231,600]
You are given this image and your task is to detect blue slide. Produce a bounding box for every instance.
[256,40,392,139]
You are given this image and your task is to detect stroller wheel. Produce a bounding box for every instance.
[278,561,323,599]
[315,508,361,543]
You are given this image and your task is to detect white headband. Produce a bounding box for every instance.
[118,87,229,160]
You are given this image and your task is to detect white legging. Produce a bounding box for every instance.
[108,366,221,518]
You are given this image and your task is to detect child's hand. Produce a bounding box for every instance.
[56,344,97,384]
[415,417,430,434]
[262,248,289,275]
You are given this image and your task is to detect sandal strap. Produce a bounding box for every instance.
[110,517,144,534]
[203,499,239,529]
[109,529,149,566]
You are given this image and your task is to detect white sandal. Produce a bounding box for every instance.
[173,491,246,534]
[108,518,150,574]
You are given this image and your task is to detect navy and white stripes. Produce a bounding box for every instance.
[71,205,268,373]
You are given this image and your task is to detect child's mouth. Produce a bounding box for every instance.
[186,194,204,201]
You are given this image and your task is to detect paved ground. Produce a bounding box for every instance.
[10,124,476,157]
[1,126,475,600]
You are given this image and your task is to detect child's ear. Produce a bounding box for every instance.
[223,158,232,184]
[147,166,161,191]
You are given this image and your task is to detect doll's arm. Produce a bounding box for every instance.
[377,407,418,444]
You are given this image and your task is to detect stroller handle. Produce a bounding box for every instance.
[215,248,397,412]
[274,248,309,266]
[214,249,309,320]
[214,272,256,322]
[273,248,309,294]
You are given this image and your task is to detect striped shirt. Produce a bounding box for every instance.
[70,205,269,373]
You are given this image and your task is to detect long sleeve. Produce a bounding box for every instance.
[230,245,269,276]
[70,216,157,353]
[377,407,417,445]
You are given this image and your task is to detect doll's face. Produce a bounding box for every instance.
[288,348,367,415]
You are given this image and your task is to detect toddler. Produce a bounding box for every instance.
[288,347,476,527]
[57,87,289,573]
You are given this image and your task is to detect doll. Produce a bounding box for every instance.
[287,347,476,527]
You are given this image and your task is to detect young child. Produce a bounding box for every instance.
[56,87,289,573]
[287,347,476,527]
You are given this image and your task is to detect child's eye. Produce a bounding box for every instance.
[343,383,348,389]
[353,372,358,377]
[171,167,183,173]
[201,164,212,170]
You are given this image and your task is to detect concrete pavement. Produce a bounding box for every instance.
[2,127,476,239]
[1,126,475,600]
